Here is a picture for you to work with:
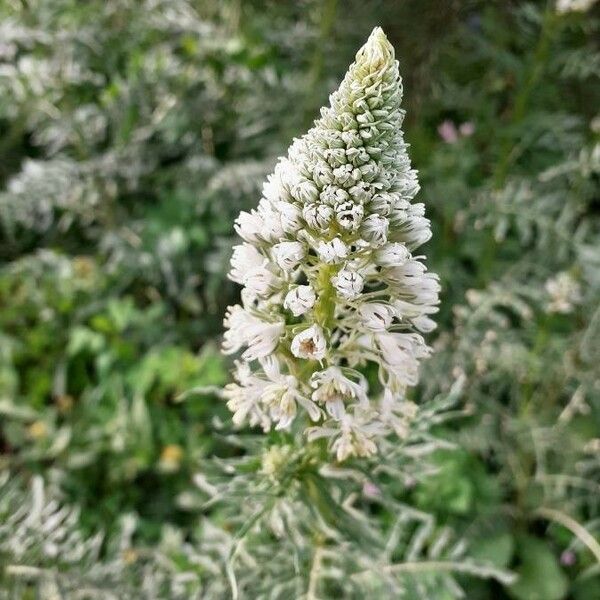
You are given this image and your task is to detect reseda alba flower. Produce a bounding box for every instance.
[283,285,316,317]
[291,325,327,361]
[223,27,440,460]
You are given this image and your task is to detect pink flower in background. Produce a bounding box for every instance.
[438,120,476,143]
[560,550,576,566]
[362,481,381,498]
[438,120,459,143]
[459,121,475,137]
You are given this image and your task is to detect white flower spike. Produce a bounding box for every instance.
[223,27,440,460]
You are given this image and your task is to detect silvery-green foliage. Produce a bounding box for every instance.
[0,0,304,279]
[178,383,514,599]
[0,402,516,600]
[414,5,600,595]
[223,28,440,460]
[0,473,220,599]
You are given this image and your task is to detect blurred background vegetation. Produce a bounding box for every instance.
[0,0,599,598]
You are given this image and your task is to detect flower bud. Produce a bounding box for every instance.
[374,242,409,267]
[360,214,389,247]
[316,238,349,264]
[348,182,372,203]
[370,192,405,216]
[332,267,364,299]
[312,163,334,187]
[278,201,303,233]
[320,185,348,206]
[303,203,333,231]
[323,147,347,168]
[336,201,364,231]
[272,241,305,271]
[291,179,319,204]
[341,130,362,148]
[333,164,354,185]
[358,303,395,331]
[346,147,370,166]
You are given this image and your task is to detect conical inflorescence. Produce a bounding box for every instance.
[222,28,440,460]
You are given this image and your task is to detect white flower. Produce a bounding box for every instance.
[234,199,284,244]
[335,201,364,231]
[386,260,441,306]
[272,241,305,271]
[346,147,370,167]
[284,285,316,316]
[348,182,372,203]
[263,172,288,204]
[359,162,378,182]
[278,201,303,233]
[369,332,431,389]
[291,324,327,361]
[393,297,439,324]
[223,305,284,361]
[333,423,377,461]
[224,361,270,430]
[358,302,395,331]
[379,387,418,439]
[276,158,302,192]
[308,413,381,461]
[313,162,334,187]
[225,356,320,431]
[234,209,264,244]
[369,192,405,216]
[332,267,364,299]
[311,367,369,419]
[316,237,349,264]
[393,204,432,249]
[340,130,362,148]
[556,0,598,13]
[411,315,437,333]
[291,179,319,204]
[374,242,410,267]
[323,149,347,169]
[360,214,389,247]
[229,244,265,284]
[545,271,582,314]
[260,356,321,428]
[333,164,355,185]
[230,245,281,297]
[245,268,280,298]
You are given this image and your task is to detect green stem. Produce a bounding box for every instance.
[481,5,559,286]
[520,312,549,412]
[314,265,337,331]
[492,6,559,189]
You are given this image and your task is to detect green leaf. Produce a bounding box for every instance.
[68,327,105,356]
[470,532,515,569]
[572,575,600,600]
[509,535,568,600]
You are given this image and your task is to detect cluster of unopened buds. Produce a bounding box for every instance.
[222,28,440,461]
